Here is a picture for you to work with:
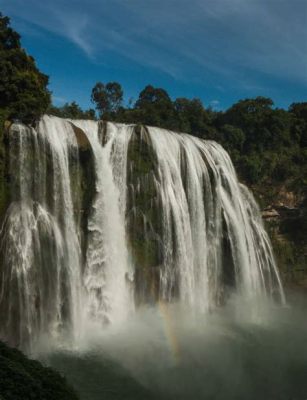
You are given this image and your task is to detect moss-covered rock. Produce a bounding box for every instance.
[0,118,11,225]
[0,340,78,400]
[253,182,307,287]
[126,125,163,303]
[77,144,96,263]
[265,209,307,287]
[70,123,96,263]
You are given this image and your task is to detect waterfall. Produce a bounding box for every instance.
[0,116,285,348]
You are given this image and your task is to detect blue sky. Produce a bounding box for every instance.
[1,0,307,110]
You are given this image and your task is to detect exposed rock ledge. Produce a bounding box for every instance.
[262,205,301,220]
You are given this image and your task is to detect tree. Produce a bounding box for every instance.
[0,14,20,50]
[216,97,275,152]
[174,97,212,137]
[91,81,123,117]
[134,85,176,128]
[220,124,245,151]
[0,13,51,124]
[135,85,171,107]
[289,102,307,122]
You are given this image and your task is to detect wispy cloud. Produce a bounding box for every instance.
[52,95,67,105]
[209,100,220,109]
[1,0,94,57]
[51,9,94,57]
[2,0,307,89]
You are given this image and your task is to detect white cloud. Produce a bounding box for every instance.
[51,9,94,57]
[52,95,67,105]
[209,100,221,110]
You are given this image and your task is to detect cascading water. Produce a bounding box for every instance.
[0,115,285,348]
[70,120,134,325]
[146,127,285,310]
[0,118,83,348]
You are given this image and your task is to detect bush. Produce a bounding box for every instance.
[0,341,79,400]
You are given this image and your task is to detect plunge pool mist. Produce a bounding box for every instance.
[38,291,307,400]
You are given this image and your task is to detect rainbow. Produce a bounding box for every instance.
[158,301,181,364]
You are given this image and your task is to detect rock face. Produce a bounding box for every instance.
[261,192,307,287]
[0,123,10,225]
[126,125,163,304]
[69,121,96,260]
[262,207,280,220]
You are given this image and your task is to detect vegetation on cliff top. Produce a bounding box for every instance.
[0,13,50,125]
[47,101,96,120]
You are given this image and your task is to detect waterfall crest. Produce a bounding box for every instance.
[0,116,285,347]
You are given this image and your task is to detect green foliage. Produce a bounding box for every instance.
[217,97,274,151]
[135,87,166,127]
[48,101,96,120]
[239,153,263,184]
[133,85,176,128]
[0,340,78,400]
[289,102,307,122]
[173,97,212,136]
[220,124,245,151]
[0,14,20,50]
[91,81,123,117]
[0,13,51,124]
[207,98,307,191]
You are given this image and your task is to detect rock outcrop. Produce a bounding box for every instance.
[261,191,307,287]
